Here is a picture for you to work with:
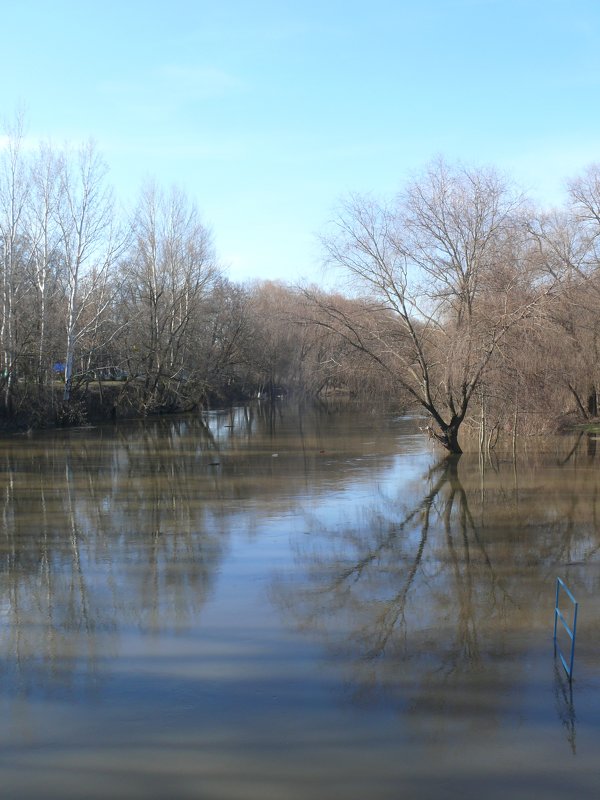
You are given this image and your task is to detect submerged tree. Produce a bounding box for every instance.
[316,159,550,453]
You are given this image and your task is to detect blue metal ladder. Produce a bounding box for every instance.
[553,577,578,681]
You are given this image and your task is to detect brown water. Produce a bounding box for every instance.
[0,405,599,799]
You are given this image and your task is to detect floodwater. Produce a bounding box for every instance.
[0,404,599,799]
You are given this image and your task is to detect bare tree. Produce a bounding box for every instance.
[54,141,123,403]
[316,159,547,453]
[191,277,252,402]
[27,142,63,389]
[525,166,600,424]
[0,112,31,411]
[120,182,217,413]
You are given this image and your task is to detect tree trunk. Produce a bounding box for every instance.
[587,387,598,417]
[441,424,463,455]
[428,417,463,455]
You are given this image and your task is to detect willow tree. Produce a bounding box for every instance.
[317,159,546,454]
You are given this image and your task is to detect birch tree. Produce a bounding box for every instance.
[28,143,63,388]
[54,141,122,403]
[0,113,30,411]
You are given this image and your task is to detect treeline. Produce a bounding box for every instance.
[0,120,359,426]
[311,157,600,452]
[2,117,600,449]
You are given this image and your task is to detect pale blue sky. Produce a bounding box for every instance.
[2,0,599,284]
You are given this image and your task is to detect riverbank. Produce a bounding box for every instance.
[0,379,258,432]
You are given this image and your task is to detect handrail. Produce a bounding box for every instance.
[554,577,578,681]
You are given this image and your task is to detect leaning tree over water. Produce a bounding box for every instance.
[315,159,553,453]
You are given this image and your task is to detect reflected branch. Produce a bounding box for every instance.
[273,454,515,693]
[553,660,577,755]
[325,457,459,596]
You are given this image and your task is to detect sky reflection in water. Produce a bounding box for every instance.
[0,405,599,799]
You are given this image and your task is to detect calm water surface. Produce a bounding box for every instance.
[1,404,599,799]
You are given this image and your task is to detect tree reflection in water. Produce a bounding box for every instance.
[553,660,577,755]
[1,410,600,769]
[0,420,227,697]
[272,450,598,737]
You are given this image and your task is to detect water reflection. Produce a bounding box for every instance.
[272,448,600,751]
[0,406,407,700]
[1,408,600,798]
[0,416,246,699]
[272,457,509,710]
[553,660,577,755]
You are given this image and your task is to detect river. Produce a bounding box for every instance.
[0,404,599,798]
